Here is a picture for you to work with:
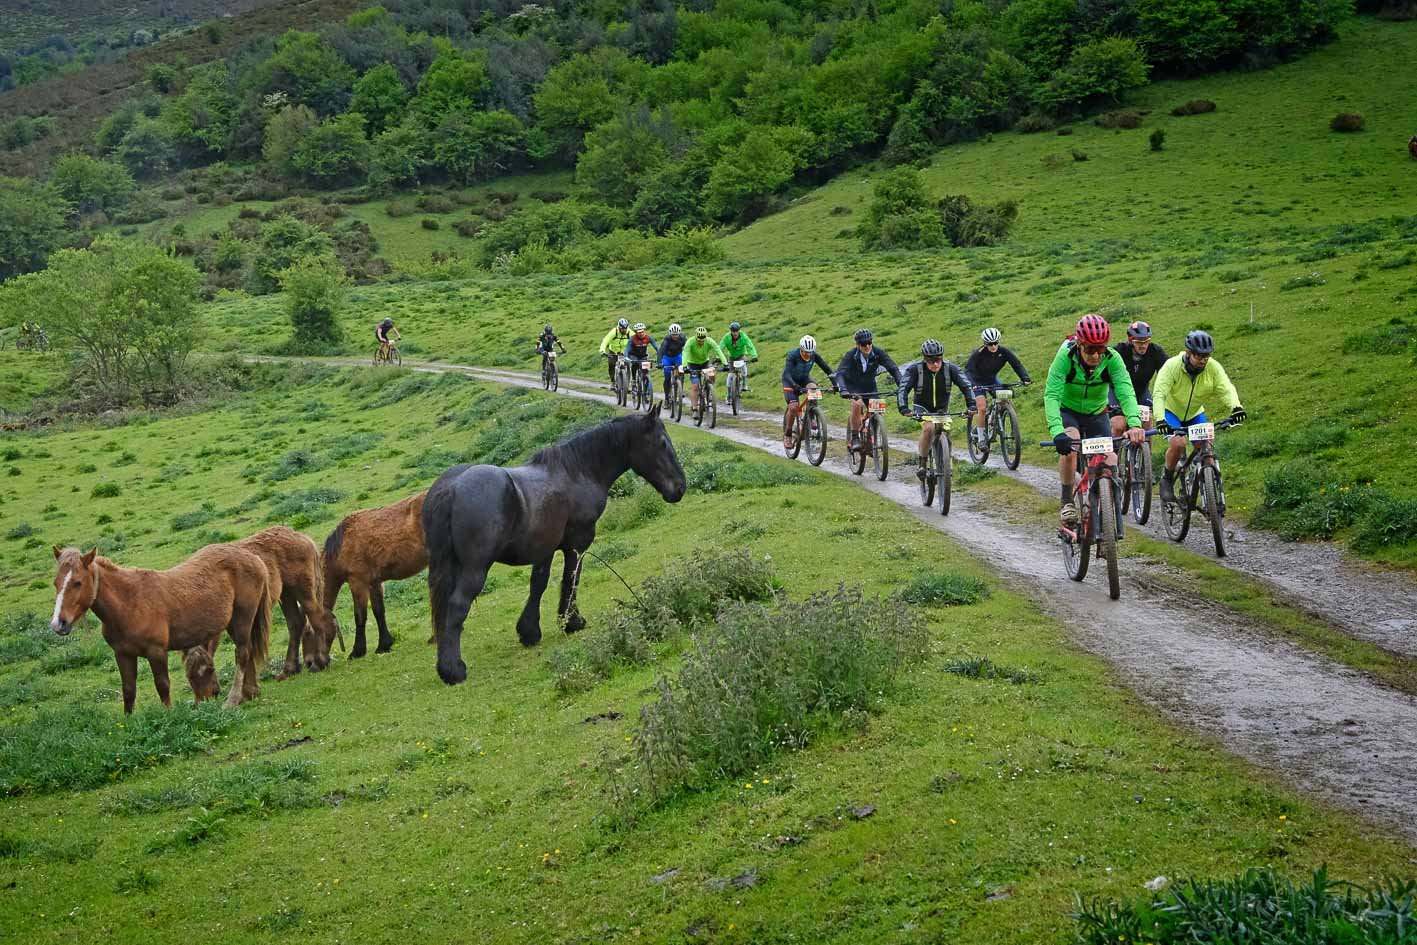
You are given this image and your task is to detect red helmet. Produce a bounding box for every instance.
[1075,313,1110,346]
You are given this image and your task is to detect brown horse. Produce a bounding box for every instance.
[182,526,345,700]
[322,490,428,658]
[50,544,272,712]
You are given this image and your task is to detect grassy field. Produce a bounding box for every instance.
[0,363,1411,944]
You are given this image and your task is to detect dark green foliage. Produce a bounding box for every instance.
[170,504,217,531]
[0,703,240,796]
[0,611,52,665]
[278,254,346,352]
[1330,112,1365,132]
[1072,866,1417,945]
[266,487,346,528]
[1353,495,1417,552]
[938,193,1019,248]
[248,215,333,295]
[857,167,944,251]
[1171,99,1217,116]
[48,154,135,214]
[898,572,990,606]
[1342,318,1416,354]
[942,657,1039,684]
[1095,109,1144,129]
[0,176,68,281]
[479,202,587,265]
[1150,128,1166,151]
[91,482,121,498]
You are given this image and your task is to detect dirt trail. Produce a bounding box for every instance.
[259,356,1417,840]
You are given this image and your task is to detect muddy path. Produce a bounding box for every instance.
[258,356,1417,841]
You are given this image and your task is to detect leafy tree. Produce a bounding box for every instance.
[48,154,135,214]
[431,110,524,183]
[367,122,427,194]
[532,48,643,160]
[162,65,242,162]
[94,96,161,154]
[479,202,587,265]
[413,47,491,125]
[114,117,176,180]
[250,30,355,114]
[702,128,800,222]
[1134,0,1241,72]
[0,177,69,281]
[857,166,937,251]
[262,104,319,176]
[292,113,370,186]
[249,215,333,295]
[883,80,944,165]
[350,62,409,135]
[576,105,682,207]
[938,193,1019,247]
[146,62,181,94]
[998,0,1079,76]
[1039,36,1150,110]
[278,252,346,352]
[630,160,710,233]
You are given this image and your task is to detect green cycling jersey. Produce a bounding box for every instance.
[720,331,758,361]
[1044,342,1141,436]
[684,336,726,365]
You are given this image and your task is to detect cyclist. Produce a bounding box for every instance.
[1151,330,1246,504]
[897,339,974,482]
[659,323,688,405]
[375,317,400,360]
[719,321,759,389]
[623,322,658,362]
[534,323,566,375]
[781,335,835,451]
[1044,314,1145,526]
[683,327,727,414]
[598,317,632,387]
[1109,320,1167,436]
[966,328,1032,449]
[834,329,902,451]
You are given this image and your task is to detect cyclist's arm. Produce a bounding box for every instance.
[1150,356,1178,424]
[833,350,854,390]
[600,328,616,354]
[1004,347,1030,383]
[741,334,758,359]
[648,336,658,353]
[1043,345,1071,437]
[1106,351,1143,428]
[812,352,833,380]
[781,355,797,389]
[895,364,916,414]
[557,338,567,352]
[708,339,726,364]
[880,349,902,386]
[1210,359,1242,414]
[950,362,973,401]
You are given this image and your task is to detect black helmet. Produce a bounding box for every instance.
[854,328,874,344]
[544,324,553,333]
[920,338,944,357]
[1184,330,1215,355]
[729,321,741,332]
[381,317,393,328]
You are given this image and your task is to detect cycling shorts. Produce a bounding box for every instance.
[660,353,682,376]
[970,377,1000,399]
[1164,409,1207,430]
[1058,405,1111,439]
[1106,388,1152,417]
[685,360,710,383]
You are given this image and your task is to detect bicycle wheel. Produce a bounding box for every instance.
[706,383,717,429]
[670,376,683,422]
[1163,463,1193,543]
[967,411,991,465]
[542,363,551,390]
[642,375,655,412]
[1063,496,1090,583]
[1000,403,1022,470]
[728,374,740,416]
[936,432,951,516]
[786,410,803,459]
[550,362,559,392]
[806,405,828,467]
[920,434,935,507]
[372,350,382,367]
[1202,465,1226,558]
[1130,442,1152,525]
[1098,477,1120,600]
[872,414,889,481]
[391,347,401,366]
[849,414,866,476]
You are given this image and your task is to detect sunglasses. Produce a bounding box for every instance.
[924,356,943,365]
[1081,344,1108,357]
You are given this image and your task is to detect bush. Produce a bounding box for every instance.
[1280,272,1325,290]
[897,572,990,606]
[939,194,1019,248]
[386,200,415,218]
[265,487,346,527]
[1150,129,1166,151]
[1353,494,1417,552]
[1095,109,1144,129]
[1171,99,1217,116]
[417,194,455,213]
[278,253,345,352]
[91,482,121,498]
[1342,318,1416,354]
[420,217,440,230]
[453,219,481,238]
[1014,113,1055,133]
[1330,112,1365,132]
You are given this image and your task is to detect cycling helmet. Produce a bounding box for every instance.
[1126,320,1151,340]
[1185,330,1214,355]
[617,318,629,330]
[668,323,682,335]
[633,322,646,332]
[380,317,393,328]
[544,324,553,333]
[729,321,741,332]
[854,328,874,344]
[980,327,1001,345]
[800,335,816,353]
[920,338,944,358]
[693,327,707,339]
[1075,313,1110,346]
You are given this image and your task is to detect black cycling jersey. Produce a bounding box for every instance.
[659,334,687,358]
[834,346,901,393]
[897,359,973,414]
[536,331,565,354]
[1114,341,1168,397]
[781,349,833,389]
[964,345,1030,387]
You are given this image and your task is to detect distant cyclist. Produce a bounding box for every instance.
[965,328,1031,449]
[1109,320,1166,436]
[375,317,400,358]
[781,335,834,451]
[898,338,973,481]
[598,317,632,387]
[1151,330,1246,504]
[1043,314,1144,525]
[659,323,688,405]
[834,328,901,450]
[534,324,566,374]
[684,327,727,414]
[623,322,657,362]
[719,321,759,388]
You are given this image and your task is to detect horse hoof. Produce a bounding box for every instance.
[350,646,366,660]
[375,642,393,654]
[563,614,586,634]
[517,627,542,647]
[438,659,468,685]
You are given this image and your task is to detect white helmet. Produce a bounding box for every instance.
[668,323,682,335]
[981,327,1001,345]
[633,322,646,332]
[799,335,816,353]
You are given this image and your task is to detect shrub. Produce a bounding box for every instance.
[278,253,346,352]
[453,219,481,238]
[1342,318,1416,354]
[386,200,416,218]
[0,611,52,664]
[417,194,455,213]
[1072,148,1090,161]
[91,482,121,498]
[1095,109,1144,129]
[1330,112,1365,132]
[265,487,346,527]
[1280,272,1325,290]
[1015,113,1055,133]
[1353,495,1417,552]
[1150,129,1166,151]
[170,505,216,531]
[897,572,990,606]
[941,657,1038,684]
[1171,99,1217,116]
[420,217,441,230]
[939,194,1019,248]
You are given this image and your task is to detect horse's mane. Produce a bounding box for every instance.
[528,414,640,475]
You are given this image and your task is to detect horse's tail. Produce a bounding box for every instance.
[423,479,459,642]
[249,574,272,670]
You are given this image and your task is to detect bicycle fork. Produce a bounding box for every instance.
[1093,468,1125,541]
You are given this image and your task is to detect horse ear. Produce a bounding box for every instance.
[649,401,662,419]
[81,548,97,566]
[52,545,62,560]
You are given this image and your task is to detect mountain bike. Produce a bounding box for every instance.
[610,354,630,406]
[914,412,960,515]
[725,358,755,415]
[668,365,685,422]
[690,364,717,429]
[1041,431,1161,600]
[1161,417,1237,557]
[844,391,892,481]
[633,359,655,411]
[967,383,1023,469]
[372,340,401,366]
[540,350,559,391]
[1120,404,1154,525]
[784,383,829,466]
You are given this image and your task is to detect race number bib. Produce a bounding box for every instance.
[1081,436,1112,455]
[733,360,745,369]
[1137,404,1151,423]
[995,388,1013,401]
[868,399,887,413]
[1187,422,1215,442]
[807,388,823,400]
[921,415,951,428]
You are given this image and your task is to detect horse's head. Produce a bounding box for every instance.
[50,546,99,636]
[183,647,221,702]
[630,404,685,503]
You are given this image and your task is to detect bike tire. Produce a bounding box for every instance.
[550,364,559,392]
[786,409,803,459]
[391,348,401,367]
[643,376,655,412]
[1001,403,1022,470]
[670,376,682,422]
[872,414,889,481]
[615,372,626,407]
[1063,512,1090,582]
[729,375,740,416]
[707,384,717,429]
[1165,466,1194,543]
[542,365,550,390]
[692,381,703,426]
[806,406,828,467]
[967,412,990,465]
[1203,465,1226,558]
[920,437,935,507]
[936,433,951,516]
[1132,443,1152,525]
[849,416,866,476]
[1098,477,1120,600]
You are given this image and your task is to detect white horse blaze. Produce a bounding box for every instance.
[51,569,70,629]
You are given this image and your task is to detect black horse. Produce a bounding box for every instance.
[423,403,686,685]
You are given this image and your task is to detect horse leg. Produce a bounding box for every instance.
[115,652,139,714]
[148,654,172,708]
[349,582,370,659]
[436,569,488,685]
[371,582,394,654]
[279,595,304,678]
[557,548,586,634]
[516,555,554,647]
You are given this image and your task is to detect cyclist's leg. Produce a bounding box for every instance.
[972,383,992,432]
[661,356,674,401]
[849,397,864,441]
[917,422,933,478]
[783,388,801,446]
[688,367,701,409]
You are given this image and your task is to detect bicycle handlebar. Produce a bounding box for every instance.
[1037,430,1163,448]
